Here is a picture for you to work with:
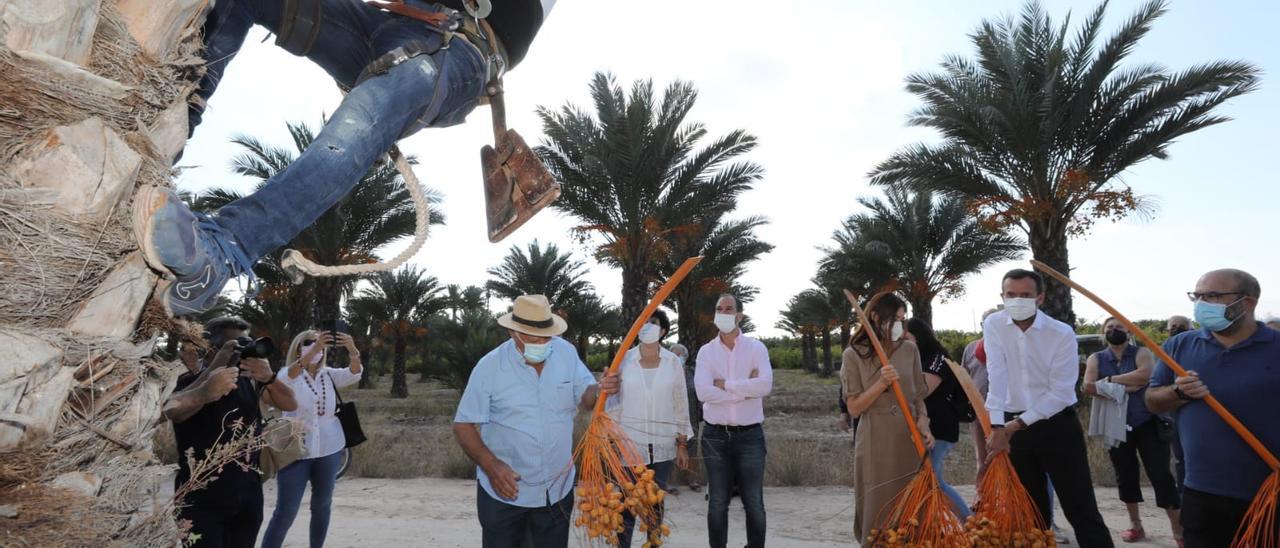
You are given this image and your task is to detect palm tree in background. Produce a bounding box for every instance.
[538,72,764,323]
[560,293,619,362]
[486,240,594,311]
[869,0,1259,323]
[659,216,772,352]
[820,189,1024,325]
[349,266,444,398]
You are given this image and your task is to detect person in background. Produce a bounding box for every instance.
[1083,318,1181,544]
[261,329,363,548]
[608,310,692,547]
[909,317,972,521]
[962,307,1000,467]
[1164,315,1194,495]
[669,342,704,494]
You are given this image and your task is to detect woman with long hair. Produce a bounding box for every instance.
[608,310,693,547]
[907,317,973,521]
[842,292,933,541]
[261,329,362,548]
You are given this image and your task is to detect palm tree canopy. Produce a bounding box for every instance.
[351,266,444,332]
[869,0,1258,236]
[537,72,764,319]
[821,188,1024,310]
[486,240,593,311]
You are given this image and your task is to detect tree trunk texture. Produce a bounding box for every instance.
[820,329,833,377]
[620,266,648,328]
[391,334,408,398]
[0,1,213,545]
[909,294,934,327]
[1028,221,1076,326]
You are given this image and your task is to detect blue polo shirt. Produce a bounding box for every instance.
[1152,323,1280,501]
[453,337,596,508]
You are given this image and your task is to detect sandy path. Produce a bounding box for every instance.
[257,478,1181,547]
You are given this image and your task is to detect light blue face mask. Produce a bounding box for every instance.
[517,333,551,363]
[1194,297,1245,332]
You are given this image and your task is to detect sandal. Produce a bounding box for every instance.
[1121,527,1146,543]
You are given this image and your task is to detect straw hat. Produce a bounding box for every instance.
[497,294,567,337]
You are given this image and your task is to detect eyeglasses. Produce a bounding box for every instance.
[1186,291,1246,303]
[302,339,317,347]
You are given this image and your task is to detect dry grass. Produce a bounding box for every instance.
[340,370,1130,492]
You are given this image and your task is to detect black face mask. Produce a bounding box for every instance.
[1105,329,1128,346]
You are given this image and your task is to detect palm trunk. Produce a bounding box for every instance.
[314,277,342,326]
[803,332,817,372]
[908,294,934,326]
[839,322,851,350]
[391,333,408,398]
[620,267,648,327]
[418,338,430,383]
[820,328,833,377]
[1028,221,1075,325]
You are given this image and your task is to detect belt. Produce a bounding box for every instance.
[1003,407,1075,424]
[704,422,761,432]
[368,1,507,84]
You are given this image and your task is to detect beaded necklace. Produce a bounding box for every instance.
[301,368,327,416]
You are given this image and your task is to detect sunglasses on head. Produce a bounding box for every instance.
[302,339,317,347]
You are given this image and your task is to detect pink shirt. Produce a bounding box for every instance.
[694,332,774,426]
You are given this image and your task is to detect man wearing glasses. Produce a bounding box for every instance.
[1148,269,1280,548]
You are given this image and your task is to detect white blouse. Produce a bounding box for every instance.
[282,366,362,460]
[608,347,695,465]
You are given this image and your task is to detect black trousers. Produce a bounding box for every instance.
[1108,419,1181,509]
[1181,487,1251,548]
[177,488,263,548]
[476,484,574,548]
[1008,408,1115,548]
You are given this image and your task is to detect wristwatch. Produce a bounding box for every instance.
[1173,385,1193,401]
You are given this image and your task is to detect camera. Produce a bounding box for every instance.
[235,336,275,360]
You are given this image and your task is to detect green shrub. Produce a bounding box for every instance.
[767,346,805,369]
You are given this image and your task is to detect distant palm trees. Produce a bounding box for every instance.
[349,266,444,398]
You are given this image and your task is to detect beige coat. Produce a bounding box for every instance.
[841,340,930,541]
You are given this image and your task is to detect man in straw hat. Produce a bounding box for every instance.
[453,294,619,548]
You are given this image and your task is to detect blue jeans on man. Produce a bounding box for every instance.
[475,485,574,548]
[261,450,345,548]
[702,423,767,548]
[138,0,487,315]
[194,0,485,262]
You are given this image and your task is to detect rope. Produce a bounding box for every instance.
[280,146,429,282]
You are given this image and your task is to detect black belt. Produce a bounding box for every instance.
[705,422,761,432]
[1003,406,1075,424]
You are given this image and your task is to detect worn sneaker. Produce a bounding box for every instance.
[132,185,258,316]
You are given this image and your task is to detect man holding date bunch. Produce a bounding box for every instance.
[164,316,297,548]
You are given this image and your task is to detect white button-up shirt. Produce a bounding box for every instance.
[281,366,362,460]
[694,333,773,426]
[608,347,694,464]
[982,309,1079,426]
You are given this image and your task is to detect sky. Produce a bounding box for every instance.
[177,0,1280,337]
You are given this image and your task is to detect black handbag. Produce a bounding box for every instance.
[329,372,366,448]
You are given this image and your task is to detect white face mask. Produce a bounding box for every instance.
[308,349,324,365]
[1003,297,1038,321]
[713,313,738,334]
[638,323,662,344]
[890,320,905,341]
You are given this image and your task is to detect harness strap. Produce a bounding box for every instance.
[276,0,324,56]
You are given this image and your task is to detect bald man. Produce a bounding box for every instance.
[1149,269,1280,548]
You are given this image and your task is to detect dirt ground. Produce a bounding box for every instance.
[256,477,1181,547]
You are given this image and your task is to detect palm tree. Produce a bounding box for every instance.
[537,73,764,322]
[869,0,1259,323]
[486,240,593,311]
[777,296,821,373]
[820,189,1024,324]
[349,266,444,398]
[560,293,616,362]
[659,216,772,352]
[424,308,504,390]
[345,296,383,389]
[194,120,446,323]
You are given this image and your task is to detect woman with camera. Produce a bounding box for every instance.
[261,330,362,548]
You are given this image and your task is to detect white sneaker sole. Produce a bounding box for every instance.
[131,184,176,281]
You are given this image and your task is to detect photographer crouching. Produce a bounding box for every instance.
[164,317,297,547]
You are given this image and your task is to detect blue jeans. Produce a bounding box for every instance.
[930,440,972,520]
[702,424,766,548]
[618,459,674,548]
[261,450,344,548]
[192,0,486,261]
